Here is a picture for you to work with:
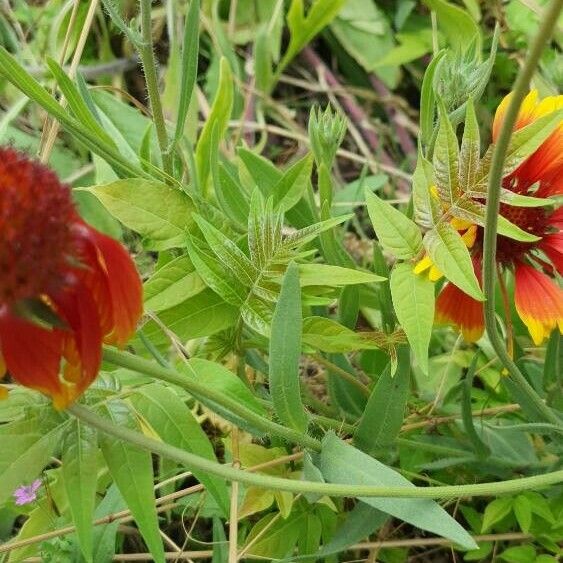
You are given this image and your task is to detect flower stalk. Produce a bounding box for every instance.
[482,0,563,427]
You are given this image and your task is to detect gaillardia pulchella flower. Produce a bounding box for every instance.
[0,147,142,408]
[435,91,563,345]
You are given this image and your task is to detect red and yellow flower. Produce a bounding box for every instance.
[435,91,563,345]
[0,147,142,408]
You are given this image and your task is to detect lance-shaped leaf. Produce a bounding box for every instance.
[434,102,460,206]
[62,422,98,563]
[320,433,477,549]
[193,214,258,286]
[390,264,434,374]
[365,189,422,259]
[196,58,233,193]
[424,222,483,301]
[99,401,165,563]
[82,179,195,250]
[186,235,246,306]
[354,349,410,455]
[144,255,205,312]
[269,262,309,433]
[130,384,229,516]
[297,263,384,286]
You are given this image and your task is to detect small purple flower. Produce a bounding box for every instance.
[13,479,42,506]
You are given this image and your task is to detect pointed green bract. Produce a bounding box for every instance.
[424,222,484,301]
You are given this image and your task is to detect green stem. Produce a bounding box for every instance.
[482,0,563,427]
[68,403,563,498]
[139,0,172,176]
[312,354,371,397]
[102,347,321,451]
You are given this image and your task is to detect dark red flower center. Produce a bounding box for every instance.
[0,147,76,304]
[474,203,549,267]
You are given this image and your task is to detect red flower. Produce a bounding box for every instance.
[436,92,563,345]
[0,147,142,408]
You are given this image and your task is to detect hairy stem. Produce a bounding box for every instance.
[139,0,172,175]
[102,347,321,451]
[482,0,562,427]
[68,403,563,498]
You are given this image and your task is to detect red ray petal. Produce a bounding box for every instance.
[50,274,103,397]
[435,282,485,342]
[72,221,143,347]
[514,263,563,345]
[0,307,73,408]
[539,233,563,277]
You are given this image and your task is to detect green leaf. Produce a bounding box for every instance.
[196,57,233,193]
[255,24,274,93]
[46,58,115,149]
[434,102,460,206]
[130,384,229,516]
[62,421,98,563]
[302,317,393,353]
[244,512,306,559]
[499,545,536,563]
[99,401,165,563]
[82,179,195,250]
[297,263,384,287]
[186,235,246,306]
[269,262,309,433]
[513,495,532,533]
[320,433,477,549]
[354,349,410,453]
[183,358,266,418]
[174,0,199,142]
[137,289,239,349]
[272,153,314,212]
[330,0,399,85]
[193,214,258,286]
[91,485,126,563]
[143,255,205,312]
[0,46,146,179]
[423,222,483,300]
[481,497,513,532]
[285,503,387,562]
[0,411,63,505]
[461,354,490,458]
[503,109,563,176]
[281,0,346,71]
[365,189,422,259]
[217,163,250,229]
[423,0,480,51]
[390,264,434,374]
